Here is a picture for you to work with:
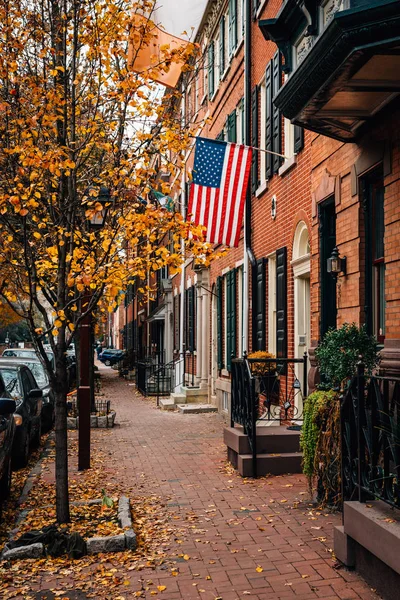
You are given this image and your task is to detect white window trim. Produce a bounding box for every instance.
[256,0,269,20]
[255,180,268,198]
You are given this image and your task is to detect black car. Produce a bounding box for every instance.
[0,362,43,468]
[0,357,54,432]
[0,382,16,513]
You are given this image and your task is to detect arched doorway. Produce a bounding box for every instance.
[292,222,311,418]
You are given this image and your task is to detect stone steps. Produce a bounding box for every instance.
[177,404,218,414]
[224,425,303,477]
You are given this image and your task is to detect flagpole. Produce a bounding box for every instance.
[243,0,251,356]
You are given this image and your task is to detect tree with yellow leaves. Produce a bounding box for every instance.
[0,0,211,522]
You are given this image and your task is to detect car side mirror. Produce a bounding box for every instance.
[0,398,16,415]
[28,389,43,399]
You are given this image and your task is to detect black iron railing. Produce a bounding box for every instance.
[136,350,197,400]
[341,364,400,509]
[231,357,257,476]
[230,353,308,477]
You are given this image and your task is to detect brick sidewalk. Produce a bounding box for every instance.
[89,367,377,600]
[4,366,380,600]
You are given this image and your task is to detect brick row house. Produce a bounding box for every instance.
[125,0,400,405]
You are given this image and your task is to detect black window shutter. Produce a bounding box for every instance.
[216,277,223,369]
[294,125,304,154]
[272,51,282,174]
[174,295,179,351]
[276,247,287,371]
[228,110,237,143]
[187,287,195,352]
[192,285,196,351]
[226,270,237,371]
[219,17,225,78]
[252,258,266,351]
[265,62,273,179]
[208,43,214,98]
[216,130,224,141]
[251,85,259,194]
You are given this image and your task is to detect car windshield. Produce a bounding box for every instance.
[3,350,37,359]
[25,363,48,387]
[0,369,21,400]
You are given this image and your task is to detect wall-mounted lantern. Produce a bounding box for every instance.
[327,246,346,280]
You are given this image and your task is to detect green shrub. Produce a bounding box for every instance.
[315,323,379,391]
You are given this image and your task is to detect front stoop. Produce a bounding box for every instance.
[160,386,211,411]
[334,501,400,600]
[224,425,302,477]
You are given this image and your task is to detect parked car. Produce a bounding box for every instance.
[2,348,55,369]
[0,386,17,514]
[0,358,54,432]
[0,361,43,468]
[98,348,126,367]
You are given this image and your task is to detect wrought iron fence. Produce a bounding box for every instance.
[341,364,400,509]
[247,355,308,425]
[67,399,111,417]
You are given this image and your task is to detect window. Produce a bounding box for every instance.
[185,286,196,351]
[252,258,266,351]
[262,51,283,182]
[363,170,385,343]
[237,266,244,358]
[214,33,220,88]
[237,98,245,144]
[173,293,181,352]
[259,76,266,183]
[222,390,229,412]
[219,17,225,77]
[227,109,237,143]
[228,0,237,56]
[225,269,237,370]
[268,254,277,355]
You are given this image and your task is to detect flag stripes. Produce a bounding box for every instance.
[187,138,252,248]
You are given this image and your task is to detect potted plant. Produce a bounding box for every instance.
[247,351,279,413]
[315,323,380,392]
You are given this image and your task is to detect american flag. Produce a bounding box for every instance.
[187,137,252,248]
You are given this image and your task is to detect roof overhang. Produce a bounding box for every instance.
[147,303,166,323]
[260,0,400,142]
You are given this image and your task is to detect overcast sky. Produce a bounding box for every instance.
[154,0,208,39]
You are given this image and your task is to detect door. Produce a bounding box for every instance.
[292,222,311,418]
[319,198,337,337]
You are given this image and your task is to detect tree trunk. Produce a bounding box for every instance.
[54,354,70,523]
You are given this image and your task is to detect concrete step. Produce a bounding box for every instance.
[238,451,303,477]
[170,390,209,405]
[159,399,176,411]
[224,425,301,455]
[177,404,218,414]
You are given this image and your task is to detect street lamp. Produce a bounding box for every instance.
[78,186,111,471]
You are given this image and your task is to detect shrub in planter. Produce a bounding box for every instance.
[300,389,341,505]
[248,351,279,411]
[315,323,379,391]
